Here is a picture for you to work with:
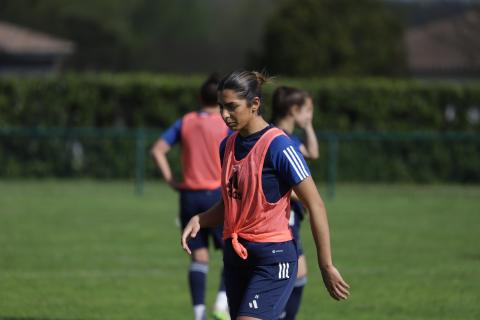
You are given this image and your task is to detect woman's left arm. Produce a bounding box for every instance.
[293,176,350,300]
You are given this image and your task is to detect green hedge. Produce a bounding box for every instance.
[0,73,479,182]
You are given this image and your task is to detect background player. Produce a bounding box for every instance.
[272,86,318,320]
[151,74,230,320]
[181,70,350,320]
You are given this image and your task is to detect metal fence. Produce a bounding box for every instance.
[1,127,479,198]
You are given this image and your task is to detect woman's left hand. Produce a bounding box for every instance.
[320,264,350,301]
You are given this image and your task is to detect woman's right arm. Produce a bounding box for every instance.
[181,199,225,254]
[150,138,178,188]
[151,119,183,189]
[299,123,319,160]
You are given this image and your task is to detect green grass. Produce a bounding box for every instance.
[0,181,479,320]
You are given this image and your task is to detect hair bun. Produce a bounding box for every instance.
[252,71,271,85]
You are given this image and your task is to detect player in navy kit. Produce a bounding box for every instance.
[272,86,318,320]
[151,74,230,320]
[181,71,350,320]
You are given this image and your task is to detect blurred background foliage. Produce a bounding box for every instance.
[1,0,479,181]
[0,0,409,75]
[0,0,275,73]
[250,0,406,76]
[1,75,479,181]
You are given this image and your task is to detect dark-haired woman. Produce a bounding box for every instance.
[272,86,318,320]
[182,71,349,320]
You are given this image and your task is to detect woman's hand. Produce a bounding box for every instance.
[181,215,201,255]
[295,106,313,130]
[180,200,225,255]
[296,115,313,130]
[320,265,350,301]
[166,178,181,191]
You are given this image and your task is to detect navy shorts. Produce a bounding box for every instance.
[289,200,304,256]
[180,188,223,251]
[224,238,298,319]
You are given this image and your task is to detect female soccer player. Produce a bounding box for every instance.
[181,71,349,320]
[272,86,318,320]
[151,74,230,320]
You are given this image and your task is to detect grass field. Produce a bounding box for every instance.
[0,180,479,320]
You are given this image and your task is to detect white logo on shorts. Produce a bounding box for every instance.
[248,295,260,309]
[278,262,290,279]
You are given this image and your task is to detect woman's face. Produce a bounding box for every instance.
[292,97,313,128]
[218,89,259,131]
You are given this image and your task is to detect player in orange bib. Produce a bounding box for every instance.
[181,71,350,320]
[151,74,231,320]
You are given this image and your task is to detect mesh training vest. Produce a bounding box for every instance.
[180,111,228,190]
[221,127,293,259]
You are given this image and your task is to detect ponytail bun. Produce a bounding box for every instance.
[252,71,271,86]
[253,70,276,87]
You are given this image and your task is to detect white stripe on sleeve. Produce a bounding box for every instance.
[289,146,309,178]
[286,147,307,180]
[282,149,305,180]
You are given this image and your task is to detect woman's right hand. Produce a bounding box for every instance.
[320,265,350,301]
[181,215,201,255]
[166,178,181,191]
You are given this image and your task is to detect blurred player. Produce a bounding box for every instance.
[272,86,318,320]
[182,70,350,320]
[151,73,230,320]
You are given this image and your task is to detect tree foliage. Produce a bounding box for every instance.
[252,0,407,76]
[1,74,479,181]
[0,0,275,72]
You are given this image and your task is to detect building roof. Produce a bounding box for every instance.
[406,9,480,75]
[0,21,74,56]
